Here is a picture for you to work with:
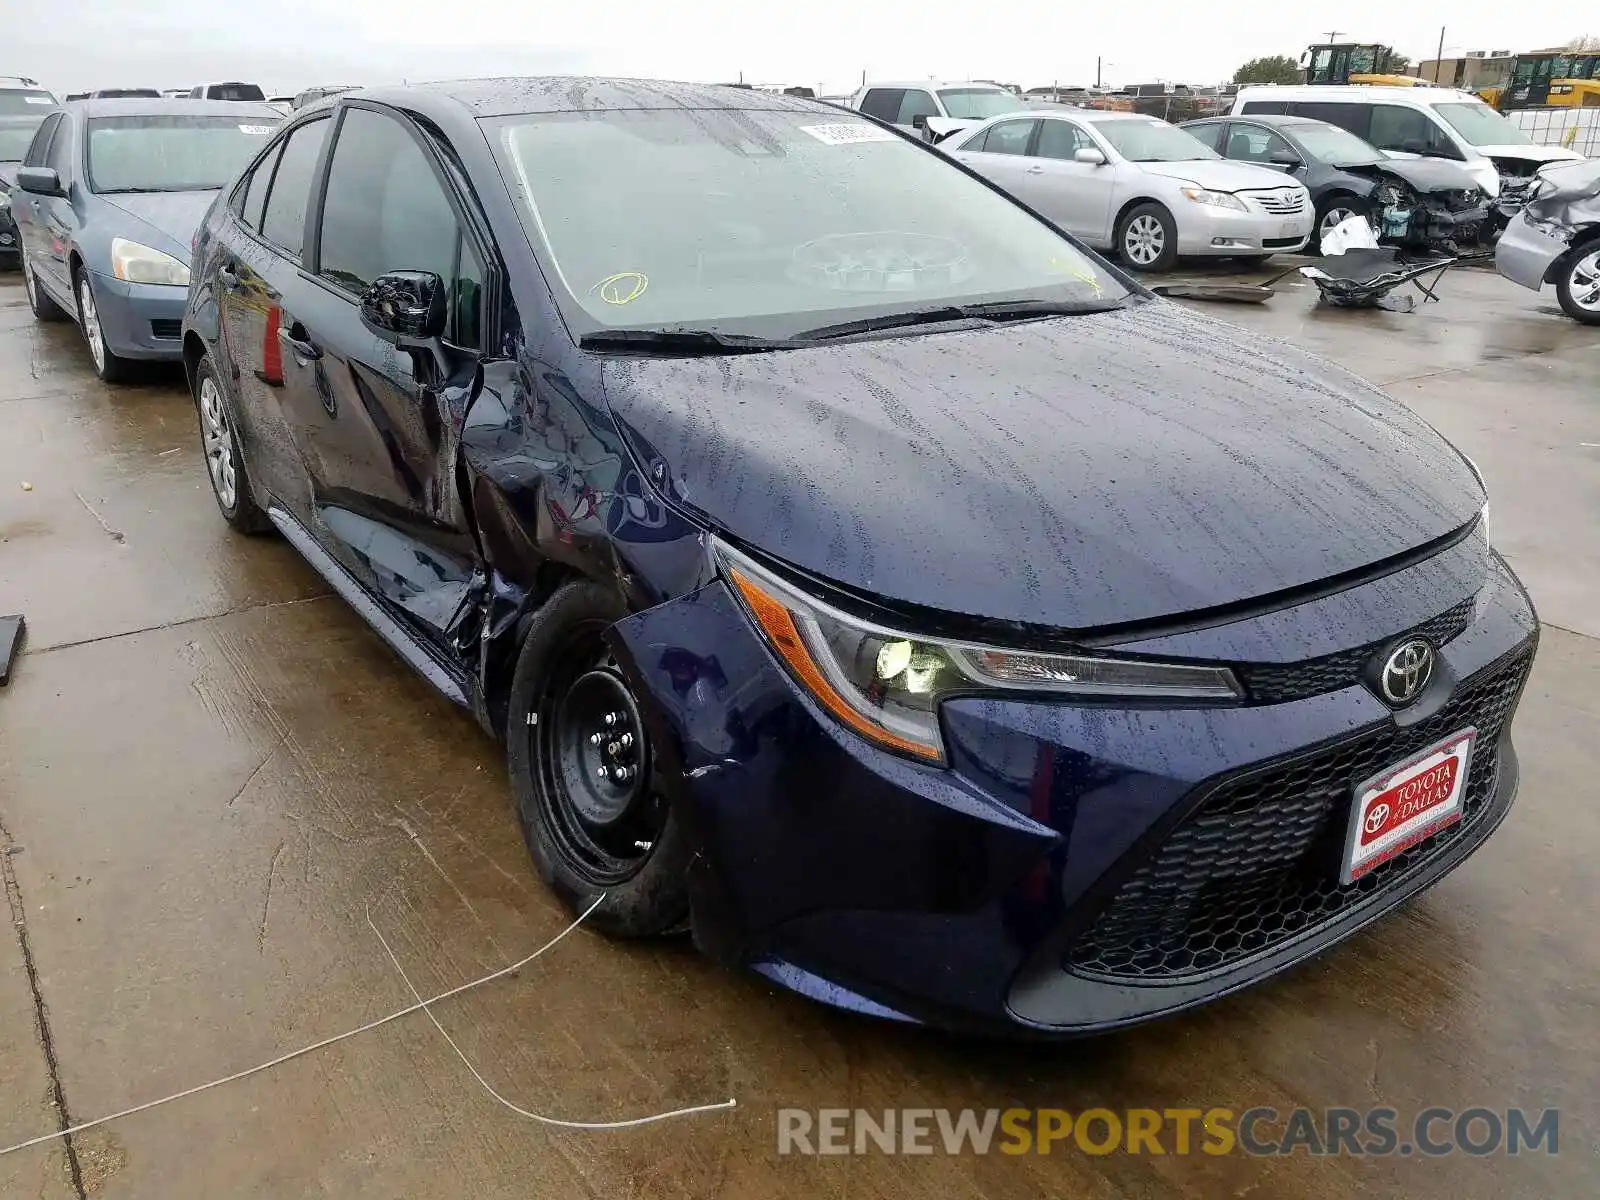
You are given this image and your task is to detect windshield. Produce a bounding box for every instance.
[1291,122,1383,167]
[1434,101,1533,147]
[86,114,278,193]
[0,90,54,116]
[1091,119,1219,162]
[936,88,1029,120]
[0,120,43,160]
[488,107,1128,340]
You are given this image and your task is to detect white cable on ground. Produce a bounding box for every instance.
[0,894,733,1158]
[367,907,736,1129]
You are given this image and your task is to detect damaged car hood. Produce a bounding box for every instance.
[1347,157,1481,194]
[600,302,1482,631]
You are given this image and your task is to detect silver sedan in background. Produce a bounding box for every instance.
[947,110,1313,271]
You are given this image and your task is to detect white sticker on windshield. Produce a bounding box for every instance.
[238,124,274,135]
[798,123,897,146]
[24,96,52,105]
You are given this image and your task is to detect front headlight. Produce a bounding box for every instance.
[110,237,190,287]
[1180,186,1247,211]
[718,542,1241,763]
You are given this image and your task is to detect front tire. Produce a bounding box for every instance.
[1116,202,1178,272]
[193,353,271,533]
[74,267,134,383]
[1555,245,1600,326]
[506,580,690,938]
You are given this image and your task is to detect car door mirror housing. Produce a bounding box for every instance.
[360,271,447,346]
[1268,149,1301,167]
[1074,147,1107,165]
[910,113,929,130]
[16,166,65,198]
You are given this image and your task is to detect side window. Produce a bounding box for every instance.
[23,112,60,167]
[1035,120,1089,159]
[235,142,283,231]
[1224,125,1294,163]
[450,234,484,351]
[44,118,72,180]
[977,119,1036,155]
[258,117,330,258]
[1368,105,1457,157]
[1239,100,1287,116]
[897,89,940,125]
[317,107,458,297]
[1183,122,1223,151]
[858,89,905,122]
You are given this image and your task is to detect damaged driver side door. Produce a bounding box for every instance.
[278,102,490,644]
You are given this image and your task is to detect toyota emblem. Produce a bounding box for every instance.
[1378,639,1435,706]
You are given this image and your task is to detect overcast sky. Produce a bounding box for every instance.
[10,1,1592,97]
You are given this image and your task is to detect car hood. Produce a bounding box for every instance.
[1135,158,1299,192]
[1347,158,1480,193]
[1480,144,1584,165]
[97,189,218,262]
[600,302,1482,632]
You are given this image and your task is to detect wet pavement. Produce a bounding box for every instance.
[0,260,1596,1198]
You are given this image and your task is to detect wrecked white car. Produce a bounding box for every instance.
[1496,159,1600,325]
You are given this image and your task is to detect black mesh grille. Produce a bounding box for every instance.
[1065,641,1534,982]
[1236,597,1475,704]
[149,319,182,340]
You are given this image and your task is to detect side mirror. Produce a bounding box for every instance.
[360,270,447,347]
[910,113,929,130]
[1074,147,1107,165]
[16,166,64,198]
[1268,149,1301,167]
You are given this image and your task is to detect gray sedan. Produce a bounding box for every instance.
[11,98,280,380]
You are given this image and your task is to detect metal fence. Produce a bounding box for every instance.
[1509,108,1599,157]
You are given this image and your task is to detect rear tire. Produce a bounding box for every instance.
[1116,202,1178,272]
[506,580,691,938]
[193,353,271,534]
[22,252,67,321]
[1555,245,1600,326]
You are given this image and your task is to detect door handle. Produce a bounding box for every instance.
[217,265,239,290]
[278,325,322,362]
[1024,165,1045,174]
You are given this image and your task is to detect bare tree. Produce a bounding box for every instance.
[1564,34,1600,51]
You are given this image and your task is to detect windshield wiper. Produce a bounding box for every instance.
[578,328,803,355]
[798,298,1129,341]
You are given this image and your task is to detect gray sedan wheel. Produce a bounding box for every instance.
[1556,246,1600,326]
[1116,202,1178,272]
[74,269,133,383]
[21,250,68,322]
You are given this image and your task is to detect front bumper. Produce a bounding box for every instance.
[610,546,1537,1035]
[0,198,18,257]
[1496,213,1571,292]
[86,269,187,360]
[1176,202,1311,256]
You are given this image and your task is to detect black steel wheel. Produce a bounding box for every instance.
[506,580,690,937]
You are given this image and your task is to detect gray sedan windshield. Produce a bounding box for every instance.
[489,107,1126,338]
[86,115,279,193]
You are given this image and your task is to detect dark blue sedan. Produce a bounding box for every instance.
[11,98,280,380]
[180,79,1538,1035]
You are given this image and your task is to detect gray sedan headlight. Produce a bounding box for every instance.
[110,237,190,287]
[717,541,1240,763]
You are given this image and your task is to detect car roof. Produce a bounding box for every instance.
[340,76,839,120]
[1196,113,1323,127]
[858,80,1009,92]
[1234,84,1481,106]
[63,97,284,118]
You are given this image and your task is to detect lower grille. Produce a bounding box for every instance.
[1237,597,1475,704]
[150,319,182,340]
[1064,641,1534,982]
[1262,236,1302,248]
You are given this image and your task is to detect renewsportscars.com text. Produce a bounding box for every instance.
[776,1106,1559,1157]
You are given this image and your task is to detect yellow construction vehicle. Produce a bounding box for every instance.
[1547,78,1600,107]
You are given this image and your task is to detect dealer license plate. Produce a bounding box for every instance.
[1341,729,1476,884]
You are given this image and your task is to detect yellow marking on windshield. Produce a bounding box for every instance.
[592,272,649,305]
[1049,256,1105,296]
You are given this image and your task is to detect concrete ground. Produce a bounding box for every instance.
[0,259,1595,1198]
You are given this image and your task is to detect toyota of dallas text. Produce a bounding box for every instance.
[180,79,1537,1036]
